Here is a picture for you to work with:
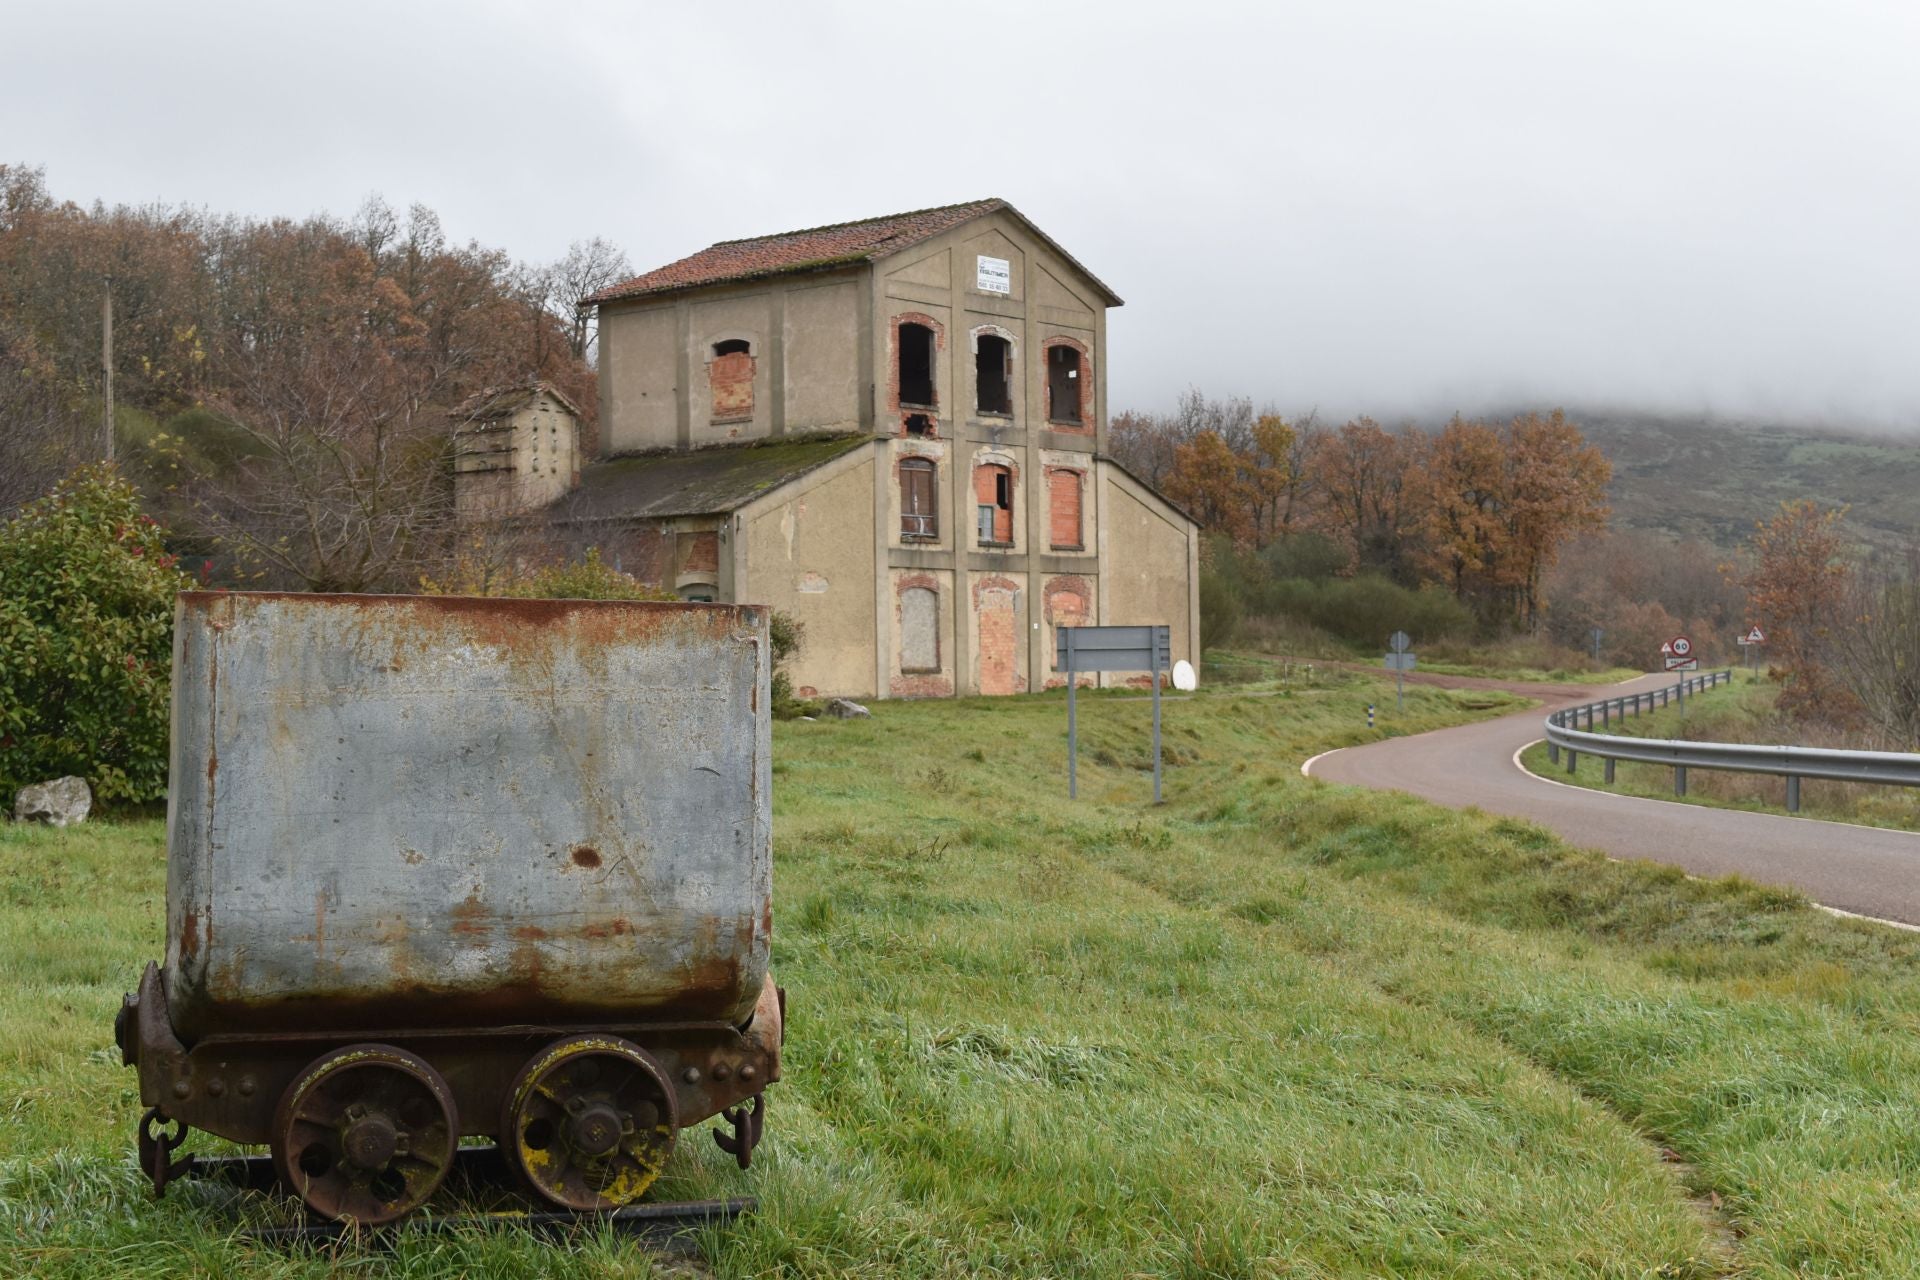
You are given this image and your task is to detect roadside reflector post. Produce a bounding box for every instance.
[1674,765,1688,797]
[1604,757,1616,784]
[1786,775,1800,813]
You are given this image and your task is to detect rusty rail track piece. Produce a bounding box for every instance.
[185,1145,754,1245]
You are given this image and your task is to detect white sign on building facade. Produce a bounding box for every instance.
[976,255,1011,294]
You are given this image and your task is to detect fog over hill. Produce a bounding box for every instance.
[1521,411,1920,555]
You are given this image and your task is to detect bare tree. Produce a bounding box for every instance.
[538,238,633,362]
[1831,548,1920,749]
[0,317,92,515]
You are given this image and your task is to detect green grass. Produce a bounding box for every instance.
[1517,674,1920,833]
[8,671,1920,1276]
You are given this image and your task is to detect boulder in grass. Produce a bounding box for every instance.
[823,698,870,719]
[14,776,93,827]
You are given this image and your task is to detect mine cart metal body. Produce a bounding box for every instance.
[117,592,783,1223]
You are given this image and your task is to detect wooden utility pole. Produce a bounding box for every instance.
[101,276,115,463]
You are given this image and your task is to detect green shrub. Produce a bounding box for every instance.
[0,465,189,804]
[1199,566,1242,652]
[768,611,818,720]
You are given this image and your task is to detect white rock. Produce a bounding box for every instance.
[14,776,93,827]
[823,698,870,719]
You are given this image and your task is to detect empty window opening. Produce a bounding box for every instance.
[898,322,936,407]
[900,586,940,673]
[712,339,751,357]
[904,412,933,437]
[900,458,937,540]
[975,334,1012,415]
[1046,345,1083,424]
[975,463,1014,545]
[1049,469,1084,549]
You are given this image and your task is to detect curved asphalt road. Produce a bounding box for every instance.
[1305,672,1920,926]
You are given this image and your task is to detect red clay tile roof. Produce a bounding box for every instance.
[587,198,1122,306]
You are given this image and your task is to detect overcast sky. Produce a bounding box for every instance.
[6,0,1917,426]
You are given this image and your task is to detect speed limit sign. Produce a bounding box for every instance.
[1670,636,1692,658]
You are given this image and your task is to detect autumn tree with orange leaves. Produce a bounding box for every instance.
[1112,394,1612,632]
[1736,499,1856,718]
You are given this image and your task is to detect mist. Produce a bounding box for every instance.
[4,0,1916,427]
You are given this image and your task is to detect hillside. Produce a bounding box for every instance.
[1572,412,1920,553]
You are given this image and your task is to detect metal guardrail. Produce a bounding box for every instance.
[1542,668,1920,811]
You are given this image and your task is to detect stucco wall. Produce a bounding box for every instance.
[599,306,678,455]
[1101,467,1197,673]
[742,452,877,699]
[598,272,864,457]
[783,280,862,432]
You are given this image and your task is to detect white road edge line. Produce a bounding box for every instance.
[1300,747,1341,778]
[1509,737,1920,932]
[1509,738,1920,840]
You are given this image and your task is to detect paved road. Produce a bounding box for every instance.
[1305,672,1920,926]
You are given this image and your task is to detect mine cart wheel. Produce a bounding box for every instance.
[271,1043,459,1225]
[502,1034,679,1211]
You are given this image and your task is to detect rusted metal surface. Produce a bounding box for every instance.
[502,1034,678,1210]
[165,591,772,1038]
[118,592,786,1221]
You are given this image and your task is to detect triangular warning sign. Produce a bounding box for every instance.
[1745,626,1766,644]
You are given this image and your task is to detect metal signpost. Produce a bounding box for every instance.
[1057,624,1172,804]
[1736,624,1765,671]
[1591,627,1605,662]
[1663,634,1697,672]
[1383,630,1416,710]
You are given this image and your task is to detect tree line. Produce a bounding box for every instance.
[0,162,632,590]
[1110,389,1611,632]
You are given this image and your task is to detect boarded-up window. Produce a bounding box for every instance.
[710,340,754,422]
[1048,469,1083,549]
[975,333,1012,415]
[974,464,1013,545]
[900,458,937,539]
[1046,344,1082,424]
[900,587,939,672]
[676,530,719,575]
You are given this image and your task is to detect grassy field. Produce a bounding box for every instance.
[8,670,1920,1277]
[1517,674,1920,834]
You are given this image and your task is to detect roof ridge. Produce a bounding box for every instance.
[707,198,1003,248]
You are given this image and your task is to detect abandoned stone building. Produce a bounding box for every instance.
[474,198,1200,699]
[449,382,584,523]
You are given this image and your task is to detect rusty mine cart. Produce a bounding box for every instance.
[115,592,784,1227]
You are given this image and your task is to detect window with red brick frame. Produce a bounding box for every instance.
[900,457,937,540]
[1048,468,1083,549]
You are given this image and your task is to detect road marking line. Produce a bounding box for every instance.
[1510,739,1920,840]
[1509,738,1920,930]
[1300,748,1342,778]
